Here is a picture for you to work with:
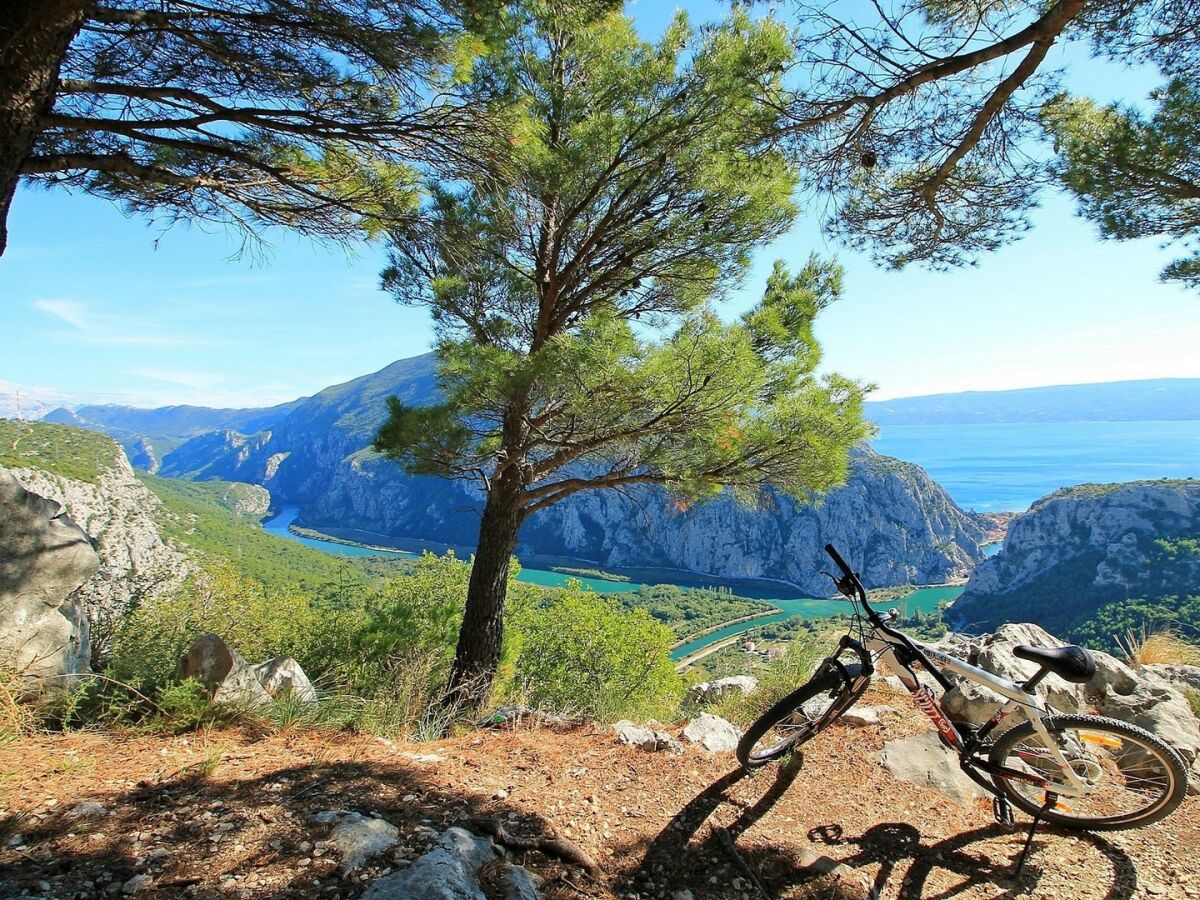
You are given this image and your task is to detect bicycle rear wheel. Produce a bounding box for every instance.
[736,661,867,769]
[989,714,1188,831]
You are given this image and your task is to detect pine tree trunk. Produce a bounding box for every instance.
[445,463,526,710]
[0,0,88,256]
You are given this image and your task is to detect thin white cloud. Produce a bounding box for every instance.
[33,299,89,330]
[130,368,223,390]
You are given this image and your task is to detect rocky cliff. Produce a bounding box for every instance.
[951,480,1200,638]
[0,423,192,655]
[121,356,985,591]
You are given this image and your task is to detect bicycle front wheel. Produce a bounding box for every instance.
[989,714,1188,831]
[736,661,867,769]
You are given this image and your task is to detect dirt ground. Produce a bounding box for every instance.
[2,690,1197,900]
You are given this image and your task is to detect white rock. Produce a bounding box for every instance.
[251,655,317,702]
[309,811,400,872]
[682,714,740,753]
[686,676,758,704]
[878,731,986,807]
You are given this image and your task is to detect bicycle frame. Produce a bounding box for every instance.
[817,543,1091,800]
[858,623,1091,798]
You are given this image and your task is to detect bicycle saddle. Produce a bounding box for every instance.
[1013,644,1097,684]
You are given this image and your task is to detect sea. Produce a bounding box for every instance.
[872,420,1200,512]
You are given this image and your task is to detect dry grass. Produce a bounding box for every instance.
[0,667,37,745]
[1117,627,1200,668]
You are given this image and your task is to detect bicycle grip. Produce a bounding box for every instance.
[824,543,853,578]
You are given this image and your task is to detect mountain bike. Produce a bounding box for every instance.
[736,543,1188,873]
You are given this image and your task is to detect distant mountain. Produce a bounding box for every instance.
[866,379,1200,425]
[41,397,306,473]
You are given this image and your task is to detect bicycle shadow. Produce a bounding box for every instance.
[616,757,1138,899]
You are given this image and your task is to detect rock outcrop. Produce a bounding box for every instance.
[951,480,1200,635]
[176,634,315,707]
[0,470,99,693]
[361,827,541,900]
[923,623,1200,792]
[8,449,190,638]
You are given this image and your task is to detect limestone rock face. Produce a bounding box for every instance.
[952,481,1200,632]
[10,452,190,638]
[0,470,99,692]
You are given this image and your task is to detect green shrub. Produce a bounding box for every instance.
[105,563,332,691]
[710,631,828,725]
[506,583,683,721]
[1186,688,1200,721]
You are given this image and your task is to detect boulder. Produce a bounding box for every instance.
[361,827,540,900]
[686,675,758,705]
[682,713,740,753]
[1085,650,1200,792]
[613,721,682,753]
[941,623,1084,725]
[878,731,986,807]
[309,811,399,872]
[0,469,99,694]
[250,655,316,702]
[1143,664,1200,694]
[175,633,271,707]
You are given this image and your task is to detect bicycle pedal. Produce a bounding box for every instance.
[993,796,1016,830]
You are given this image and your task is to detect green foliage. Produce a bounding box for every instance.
[376,2,867,502]
[0,420,121,484]
[962,526,1200,653]
[105,563,331,693]
[25,2,480,248]
[141,473,377,597]
[507,584,683,721]
[1047,77,1200,290]
[708,631,828,726]
[612,585,772,641]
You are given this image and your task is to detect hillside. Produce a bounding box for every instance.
[2,695,1194,900]
[75,354,984,594]
[867,378,1200,425]
[951,480,1200,646]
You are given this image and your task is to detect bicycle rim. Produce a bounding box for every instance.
[991,717,1185,828]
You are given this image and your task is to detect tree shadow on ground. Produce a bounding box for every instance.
[0,752,588,899]
[613,755,1138,900]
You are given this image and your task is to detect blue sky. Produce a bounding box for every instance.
[2,1,1198,409]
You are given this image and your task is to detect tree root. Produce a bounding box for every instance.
[467,817,602,874]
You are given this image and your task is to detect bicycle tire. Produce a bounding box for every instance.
[736,662,867,769]
[988,714,1188,831]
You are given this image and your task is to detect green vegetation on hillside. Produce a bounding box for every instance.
[962,534,1200,654]
[0,420,121,484]
[139,473,381,596]
[612,585,772,642]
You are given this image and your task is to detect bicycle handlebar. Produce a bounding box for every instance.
[823,543,853,579]
[823,542,881,622]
